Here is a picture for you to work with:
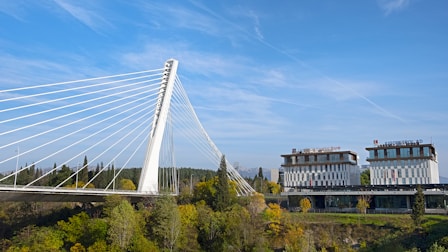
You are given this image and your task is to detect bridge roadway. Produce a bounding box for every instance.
[0,185,160,203]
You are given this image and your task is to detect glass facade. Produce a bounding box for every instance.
[387,148,396,158]
[412,147,420,157]
[425,196,446,209]
[400,148,410,158]
[375,195,407,208]
[423,147,430,157]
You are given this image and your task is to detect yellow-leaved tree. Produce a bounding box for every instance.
[299,197,312,213]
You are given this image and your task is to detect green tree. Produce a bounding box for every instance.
[360,169,370,185]
[196,203,224,251]
[57,212,90,248]
[214,155,231,211]
[222,204,256,251]
[79,155,89,184]
[9,225,64,251]
[428,242,448,252]
[87,240,108,252]
[128,234,159,252]
[107,200,140,250]
[411,184,425,228]
[299,197,312,213]
[50,164,73,187]
[149,195,181,251]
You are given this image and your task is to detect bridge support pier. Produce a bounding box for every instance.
[138,59,178,194]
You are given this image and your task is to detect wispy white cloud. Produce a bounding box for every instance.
[53,0,112,34]
[378,0,411,15]
[0,1,27,21]
[138,1,226,38]
[248,10,264,40]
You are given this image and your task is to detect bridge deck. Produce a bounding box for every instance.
[0,186,160,202]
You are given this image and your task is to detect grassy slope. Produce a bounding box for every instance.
[289,213,448,251]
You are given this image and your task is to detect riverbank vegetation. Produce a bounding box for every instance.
[1,162,447,251]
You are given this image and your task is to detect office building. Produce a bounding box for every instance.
[366,140,439,185]
[281,147,361,190]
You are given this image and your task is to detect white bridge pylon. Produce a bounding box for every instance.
[138,60,177,193]
[139,59,254,195]
[0,58,255,197]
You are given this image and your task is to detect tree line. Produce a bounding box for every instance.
[0,157,447,251]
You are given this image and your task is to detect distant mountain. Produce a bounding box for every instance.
[440,176,448,183]
[236,167,272,181]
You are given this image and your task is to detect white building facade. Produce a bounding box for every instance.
[281,147,361,190]
[366,140,439,185]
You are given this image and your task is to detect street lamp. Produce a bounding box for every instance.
[76,162,80,189]
[190,174,195,194]
[14,146,19,188]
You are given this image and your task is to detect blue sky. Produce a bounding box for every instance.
[1,0,447,176]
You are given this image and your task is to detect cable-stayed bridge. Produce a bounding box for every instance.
[0,59,254,202]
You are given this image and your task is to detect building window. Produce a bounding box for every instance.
[387,148,396,158]
[400,148,411,158]
[423,146,431,157]
[412,147,420,157]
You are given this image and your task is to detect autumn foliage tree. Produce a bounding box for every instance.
[356,195,371,214]
[299,197,312,213]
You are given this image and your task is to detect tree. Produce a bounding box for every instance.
[196,203,224,251]
[149,195,181,251]
[222,204,254,250]
[50,164,73,187]
[356,195,371,214]
[107,200,140,250]
[192,178,217,207]
[79,155,89,184]
[427,242,448,252]
[299,197,312,213]
[267,181,282,195]
[119,179,136,190]
[360,169,370,185]
[57,212,90,248]
[70,243,86,252]
[214,155,231,211]
[9,225,64,251]
[411,185,425,228]
[263,203,283,237]
[177,204,200,251]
